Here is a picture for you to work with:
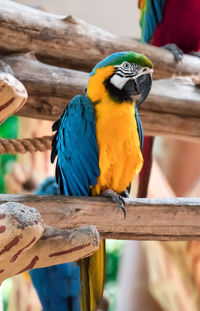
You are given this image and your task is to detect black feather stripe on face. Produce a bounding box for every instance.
[103,61,152,104]
[115,72,136,78]
[115,62,141,77]
[104,74,134,103]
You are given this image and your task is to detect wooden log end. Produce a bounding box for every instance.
[0,201,100,283]
[0,72,28,124]
[0,202,44,283]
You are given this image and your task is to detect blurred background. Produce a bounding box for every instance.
[1,1,200,311]
[14,0,141,37]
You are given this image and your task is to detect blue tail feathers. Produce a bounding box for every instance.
[29,177,81,311]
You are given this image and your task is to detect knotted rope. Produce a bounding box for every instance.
[0,136,53,154]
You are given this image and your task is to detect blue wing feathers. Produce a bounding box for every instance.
[147,12,154,40]
[30,264,81,311]
[141,0,166,43]
[51,95,100,197]
[135,106,144,151]
[154,1,163,22]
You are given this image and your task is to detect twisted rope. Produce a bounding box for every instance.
[0,136,53,154]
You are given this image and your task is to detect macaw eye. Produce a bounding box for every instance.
[122,61,130,70]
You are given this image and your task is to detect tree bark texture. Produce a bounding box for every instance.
[0,0,200,79]
[0,195,200,241]
[0,201,99,283]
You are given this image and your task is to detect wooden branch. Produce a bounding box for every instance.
[0,63,27,123]
[0,201,99,283]
[0,195,200,240]
[1,1,200,79]
[2,53,200,142]
[1,53,87,120]
[141,76,200,140]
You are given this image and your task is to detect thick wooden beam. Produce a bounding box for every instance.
[0,195,200,240]
[142,78,200,142]
[0,0,200,79]
[0,202,99,283]
[3,53,200,142]
[1,53,87,120]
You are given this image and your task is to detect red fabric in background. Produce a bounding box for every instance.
[138,137,154,198]
[152,0,200,53]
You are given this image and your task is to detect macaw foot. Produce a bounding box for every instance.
[101,189,126,219]
[162,43,183,62]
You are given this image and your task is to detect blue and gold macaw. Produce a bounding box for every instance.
[29,177,81,311]
[51,51,153,311]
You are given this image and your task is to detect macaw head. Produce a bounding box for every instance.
[87,51,153,106]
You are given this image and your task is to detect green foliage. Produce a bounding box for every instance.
[105,282,119,311]
[105,240,124,311]
[106,240,124,282]
[0,116,19,193]
[2,278,12,311]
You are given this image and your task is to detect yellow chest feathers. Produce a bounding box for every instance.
[92,97,143,195]
[87,66,143,195]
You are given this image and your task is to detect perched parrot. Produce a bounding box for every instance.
[29,177,81,311]
[138,0,200,197]
[51,51,153,311]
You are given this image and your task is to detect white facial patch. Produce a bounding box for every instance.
[110,74,130,90]
[110,63,153,90]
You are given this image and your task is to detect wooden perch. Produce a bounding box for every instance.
[2,53,200,142]
[0,61,27,123]
[0,195,200,241]
[1,0,200,79]
[0,201,99,284]
[141,78,200,142]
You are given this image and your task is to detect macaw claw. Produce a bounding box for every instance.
[101,189,126,219]
[162,43,183,62]
[120,189,130,198]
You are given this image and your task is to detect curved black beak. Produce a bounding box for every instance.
[122,71,153,106]
[135,73,152,107]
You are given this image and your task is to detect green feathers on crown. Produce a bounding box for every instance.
[90,51,153,76]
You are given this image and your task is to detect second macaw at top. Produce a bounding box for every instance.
[139,0,200,53]
[51,51,153,311]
